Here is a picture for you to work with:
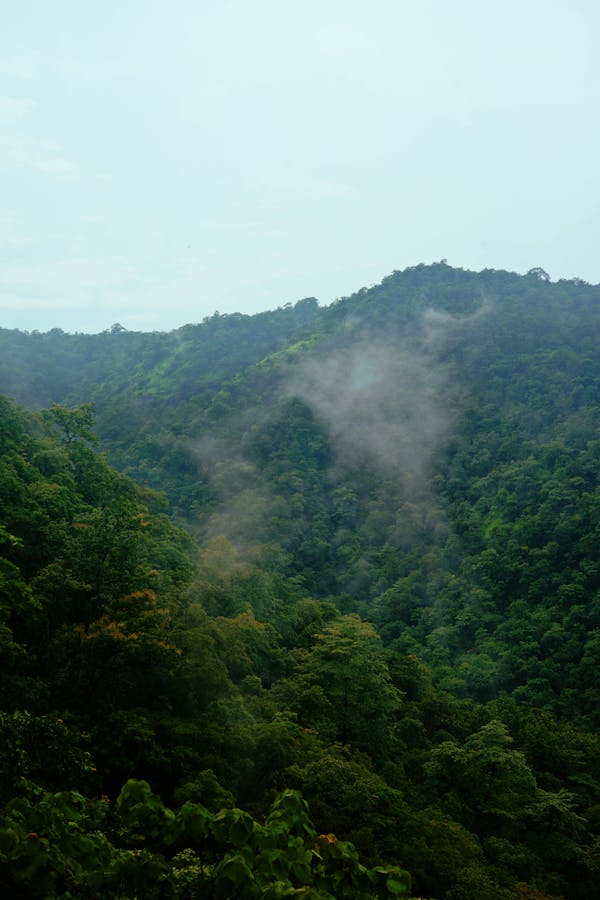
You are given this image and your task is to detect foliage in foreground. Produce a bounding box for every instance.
[0,780,411,899]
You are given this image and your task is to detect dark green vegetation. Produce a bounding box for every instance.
[1,262,599,898]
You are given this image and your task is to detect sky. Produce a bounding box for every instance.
[1,0,599,333]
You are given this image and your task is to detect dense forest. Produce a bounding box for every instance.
[1,262,599,898]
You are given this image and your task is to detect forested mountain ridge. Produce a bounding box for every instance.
[1,262,600,897]
[2,263,598,716]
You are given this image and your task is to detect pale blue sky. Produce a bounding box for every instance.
[1,0,599,332]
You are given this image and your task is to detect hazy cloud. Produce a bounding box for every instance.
[0,56,38,79]
[188,432,285,551]
[0,254,306,332]
[1,257,137,289]
[0,96,35,117]
[0,256,144,331]
[287,334,453,498]
[253,175,362,203]
[0,135,85,181]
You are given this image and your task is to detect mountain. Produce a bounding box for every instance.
[2,262,599,715]
[1,262,599,897]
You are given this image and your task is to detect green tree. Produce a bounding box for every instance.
[278,615,400,757]
[43,403,98,447]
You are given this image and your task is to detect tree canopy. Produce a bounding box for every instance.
[1,264,600,897]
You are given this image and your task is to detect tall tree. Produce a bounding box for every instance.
[278,615,400,757]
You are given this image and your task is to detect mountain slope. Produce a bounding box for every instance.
[1,262,599,724]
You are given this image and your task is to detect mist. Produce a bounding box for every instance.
[285,325,456,500]
[187,429,286,554]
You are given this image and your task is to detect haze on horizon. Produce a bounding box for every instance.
[1,0,599,334]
